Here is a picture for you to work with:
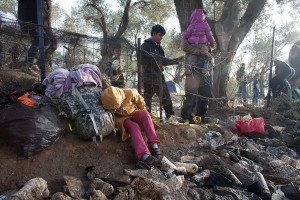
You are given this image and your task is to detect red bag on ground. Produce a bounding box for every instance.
[236,118,265,135]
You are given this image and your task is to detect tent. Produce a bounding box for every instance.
[166,80,184,94]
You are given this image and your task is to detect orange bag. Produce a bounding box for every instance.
[18,92,36,107]
[236,118,265,135]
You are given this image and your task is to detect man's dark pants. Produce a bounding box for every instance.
[181,76,211,120]
[143,74,174,118]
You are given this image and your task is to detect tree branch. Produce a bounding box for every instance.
[132,1,151,9]
[228,0,267,51]
[115,0,131,37]
[85,1,107,36]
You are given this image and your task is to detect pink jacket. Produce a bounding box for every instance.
[182,9,215,46]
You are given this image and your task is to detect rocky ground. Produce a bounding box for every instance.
[0,70,300,199]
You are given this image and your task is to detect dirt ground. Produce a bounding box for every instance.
[0,122,208,195]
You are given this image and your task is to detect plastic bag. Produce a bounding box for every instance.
[0,101,66,157]
[235,118,265,135]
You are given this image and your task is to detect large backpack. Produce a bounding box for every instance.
[59,85,115,142]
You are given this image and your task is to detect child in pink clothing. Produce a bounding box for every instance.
[101,86,162,169]
[182,9,215,50]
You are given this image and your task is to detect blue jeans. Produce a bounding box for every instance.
[181,54,212,119]
[253,88,259,105]
[143,74,174,118]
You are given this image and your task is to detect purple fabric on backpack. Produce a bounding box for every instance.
[69,64,102,88]
[43,64,102,99]
[43,68,71,98]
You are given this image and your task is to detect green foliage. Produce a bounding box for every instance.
[203,1,219,20]
[240,0,300,68]
[0,0,17,14]
[63,6,90,34]
[51,2,67,28]
[138,0,175,24]
[77,0,174,37]
[163,28,183,58]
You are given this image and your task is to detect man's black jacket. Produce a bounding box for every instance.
[141,38,178,83]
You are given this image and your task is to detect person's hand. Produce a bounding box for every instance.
[157,60,163,67]
[203,52,212,59]
[202,69,209,74]
[200,46,211,58]
[211,42,217,50]
[185,65,192,75]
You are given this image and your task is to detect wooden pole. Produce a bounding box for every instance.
[137,38,142,95]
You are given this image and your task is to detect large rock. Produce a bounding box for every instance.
[63,176,84,199]
[10,177,49,200]
[90,178,114,197]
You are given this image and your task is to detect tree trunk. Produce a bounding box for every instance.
[174,0,267,100]
[174,0,203,32]
[213,0,266,98]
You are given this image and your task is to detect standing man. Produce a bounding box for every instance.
[236,63,248,103]
[18,0,51,76]
[141,25,178,119]
[252,73,260,105]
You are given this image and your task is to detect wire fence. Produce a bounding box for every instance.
[0,15,288,121]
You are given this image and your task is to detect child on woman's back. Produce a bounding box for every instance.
[182,9,215,57]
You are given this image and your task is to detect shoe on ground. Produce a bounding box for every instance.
[179,119,189,124]
[179,119,197,124]
[136,155,158,170]
[149,146,163,160]
[200,117,210,123]
[21,67,39,77]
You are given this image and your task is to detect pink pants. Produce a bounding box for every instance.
[123,110,160,160]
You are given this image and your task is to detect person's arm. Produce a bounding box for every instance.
[161,56,179,66]
[181,38,211,58]
[104,61,114,78]
[131,89,146,110]
[141,42,178,67]
[111,59,123,80]
[205,22,215,48]
[182,30,191,40]
[140,42,155,60]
